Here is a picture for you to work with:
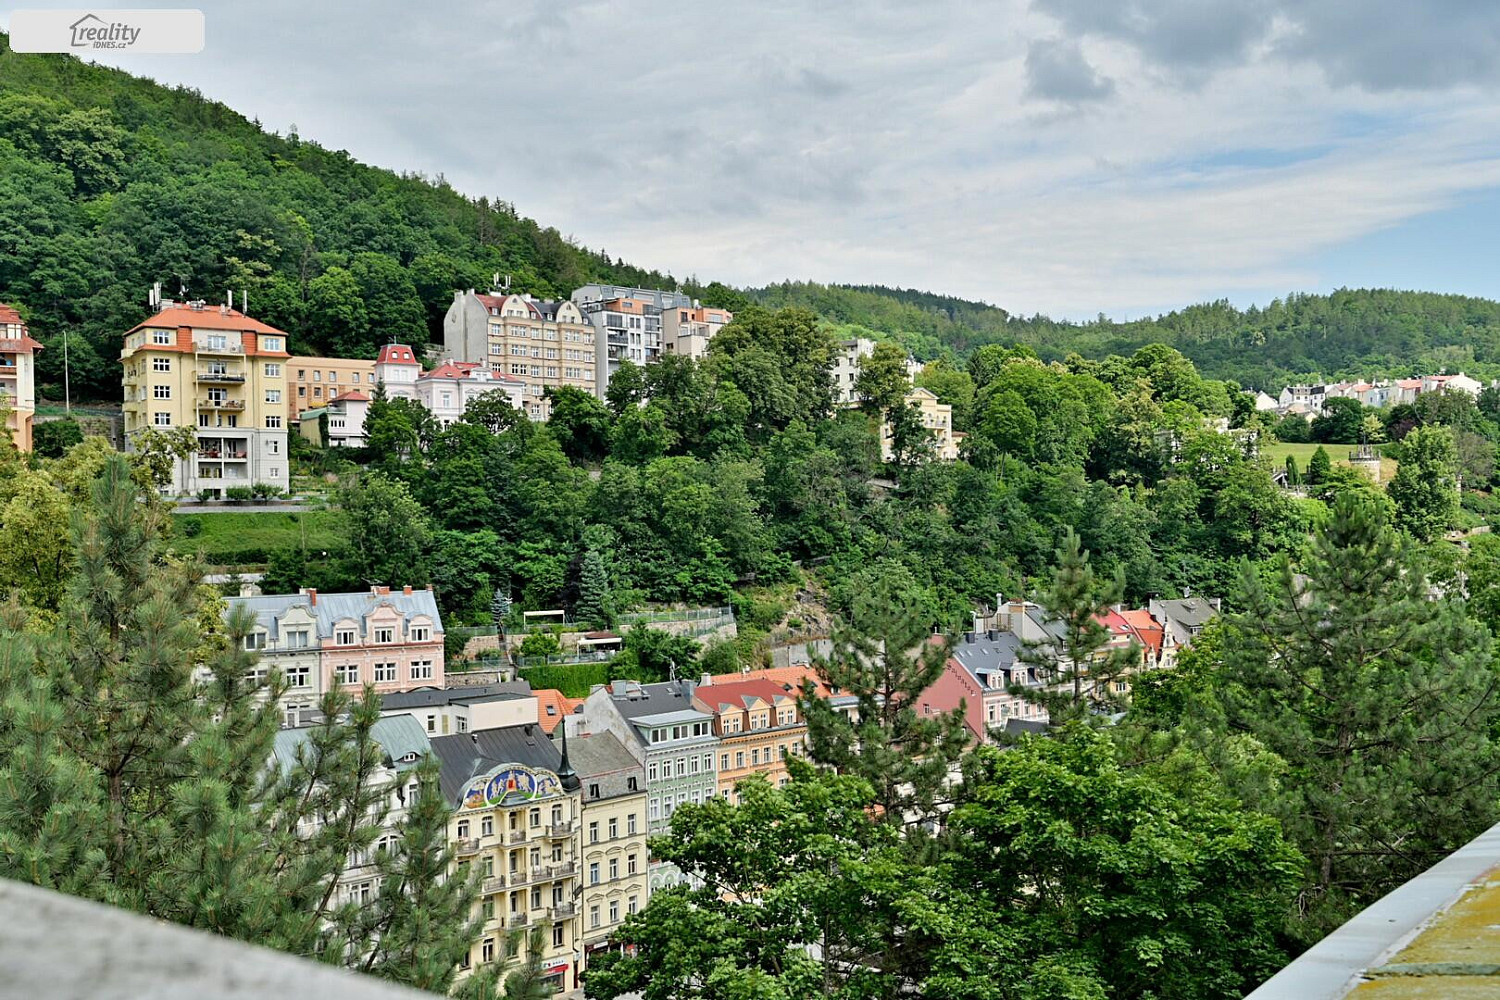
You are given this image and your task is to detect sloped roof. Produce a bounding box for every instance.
[568,732,643,803]
[708,665,835,699]
[375,343,420,365]
[382,682,532,711]
[127,305,286,336]
[227,588,442,640]
[329,390,369,403]
[429,723,562,804]
[533,688,583,734]
[695,678,789,715]
[272,713,431,775]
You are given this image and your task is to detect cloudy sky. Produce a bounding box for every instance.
[14,0,1500,318]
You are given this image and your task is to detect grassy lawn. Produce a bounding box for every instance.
[168,510,344,566]
[1260,441,1399,484]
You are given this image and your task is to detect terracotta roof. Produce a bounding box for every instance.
[531,688,583,734]
[708,665,834,700]
[419,361,469,381]
[695,678,791,714]
[375,343,420,365]
[1119,609,1164,655]
[127,305,286,337]
[0,303,26,325]
[329,390,369,403]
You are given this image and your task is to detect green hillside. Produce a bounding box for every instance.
[0,33,677,401]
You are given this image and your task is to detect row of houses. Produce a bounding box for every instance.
[1252,372,1486,418]
[229,582,1216,991]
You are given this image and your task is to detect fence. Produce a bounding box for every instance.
[617,606,734,625]
[513,649,619,669]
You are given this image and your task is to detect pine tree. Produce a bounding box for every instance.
[1306,444,1332,485]
[574,547,612,629]
[1214,494,1500,941]
[1010,528,1139,724]
[802,559,968,831]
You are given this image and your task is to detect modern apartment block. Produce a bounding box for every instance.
[660,302,734,360]
[0,303,41,452]
[270,714,432,907]
[833,337,875,406]
[119,299,290,496]
[580,678,719,890]
[226,585,445,728]
[431,724,584,993]
[570,284,694,395]
[570,732,649,964]
[287,356,377,423]
[443,290,598,420]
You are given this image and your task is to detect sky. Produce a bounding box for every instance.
[11,0,1500,319]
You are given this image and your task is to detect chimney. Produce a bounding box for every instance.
[700,673,711,687]
[372,585,390,596]
[964,631,976,644]
[300,587,318,606]
[403,585,413,595]
[987,629,1000,641]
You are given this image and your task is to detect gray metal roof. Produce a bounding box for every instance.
[227,588,443,641]
[568,732,644,804]
[271,713,432,776]
[951,631,1024,687]
[381,681,532,710]
[603,680,704,722]
[429,724,563,805]
[631,708,712,727]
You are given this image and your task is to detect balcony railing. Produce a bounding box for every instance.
[198,398,246,410]
[507,831,527,845]
[196,371,246,383]
[454,838,480,857]
[547,903,575,919]
[198,450,248,460]
[481,875,506,895]
[507,914,529,928]
[547,823,573,838]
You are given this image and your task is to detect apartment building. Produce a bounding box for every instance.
[660,303,734,360]
[581,678,719,891]
[570,733,649,963]
[431,724,583,993]
[881,387,962,462]
[833,337,875,406]
[416,361,528,425]
[120,299,290,496]
[227,585,445,727]
[570,284,693,395]
[0,303,41,452]
[379,681,538,738]
[443,290,597,419]
[270,714,431,907]
[693,678,806,801]
[298,389,371,448]
[288,356,376,423]
[373,343,422,400]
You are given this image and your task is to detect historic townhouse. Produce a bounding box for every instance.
[227,586,445,727]
[431,724,583,993]
[287,356,377,423]
[570,732,649,963]
[581,678,719,890]
[414,361,528,425]
[443,290,597,419]
[0,303,41,452]
[270,714,432,907]
[119,298,290,496]
[693,678,807,801]
[379,682,538,738]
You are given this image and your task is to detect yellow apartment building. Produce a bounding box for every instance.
[570,732,650,965]
[694,678,807,802]
[287,356,376,423]
[881,386,962,462]
[120,299,290,496]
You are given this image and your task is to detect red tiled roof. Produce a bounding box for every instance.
[126,305,286,337]
[418,361,469,381]
[0,303,42,352]
[708,666,833,700]
[375,343,420,365]
[696,678,791,714]
[0,303,25,325]
[532,688,582,734]
[329,390,369,403]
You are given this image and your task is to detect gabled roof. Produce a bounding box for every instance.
[568,732,644,803]
[475,293,543,319]
[227,587,442,641]
[329,390,370,403]
[375,343,420,366]
[950,631,1024,687]
[429,723,562,804]
[127,305,286,337]
[418,361,469,381]
[532,688,583,734]
[707,665,835,699]
[273,713,431,776]
[0,303,41,352]
[695,678,790,715]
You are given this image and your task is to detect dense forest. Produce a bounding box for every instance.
[0,33,676,400]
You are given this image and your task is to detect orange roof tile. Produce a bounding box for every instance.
[127,305,286,337]
[708,665,834,699]
[532,688,583,734]
[376,343,420,365]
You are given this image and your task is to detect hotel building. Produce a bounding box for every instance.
[0,303,41,452]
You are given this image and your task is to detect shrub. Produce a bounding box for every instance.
[518,631,562,658]
[224,486,255,501]
[251,482,284,499]
[179,516,203,538]
[197,488,215,502]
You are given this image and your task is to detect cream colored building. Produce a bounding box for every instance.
[443,290,597,420]
[120,298,290,496]
[0,303,41,452]
[569,731,649,965]
[433,725,585,993]
[288,356,376,423]
[661,303,734,360]
[881,387,961,462]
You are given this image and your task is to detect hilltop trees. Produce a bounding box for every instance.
[1388,425,1459,540]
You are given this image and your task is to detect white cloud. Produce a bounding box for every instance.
[30,0,1500,317]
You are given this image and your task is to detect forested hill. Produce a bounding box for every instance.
[747,282,1500,391]
[0,34,677,399]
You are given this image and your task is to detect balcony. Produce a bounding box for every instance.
[547,823,573,838]
[454,838,480,857]
[197,449,248,460]
[198,398,246,411]
[507,831,527,845]
[552,861,575,878]
[547,903,575,919]
[507,914,529,928]
[196,370,246,383]
[481,875,506,895]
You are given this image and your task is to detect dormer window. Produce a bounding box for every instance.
[243,632,265,651]
[374,627,395,644]
[411,625,430,642]
[285,629,310,649]
[335,628,356,646]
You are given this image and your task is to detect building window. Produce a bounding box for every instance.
[265,390,281,404]
[530,808,541,828]
[268,439,279,455]
[627,854,637,875]
[648,799,659,821]
[152,357,171,372]
[609,900,619,924]
[374,627,394,644]
[411,660,433,681]
[262,337,282,352]
[151,330,172,345]
[647,761,657,781]
[481,938,494,964]
[243,632,265,650]
[589,862,600,885]
[628,895,638,915]
[286,665,310,689]
[266,415,282,429]
[607,818,617,840]
[703,753,712,771]
[334,663,358,686]
[265,363,281,377]
[627,813,637,835]
[411,625,431,642]
[335,628,356,646]
[588,821,598,844]
[285,629,310,649]
[312,371,321,382]
[457,715,468,733]
[457,820,469,838]
[552,925,564,949]
[374,662,397,683]
[153,412,171,426]
[608,857,618,880]
[720,754,729,771]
